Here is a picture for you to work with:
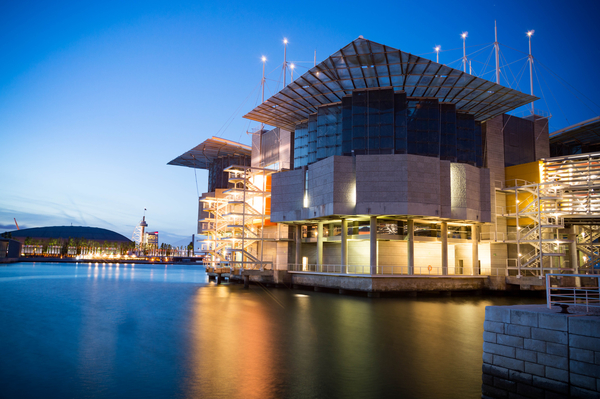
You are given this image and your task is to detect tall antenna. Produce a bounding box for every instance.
[434,45,441,63]
[527,30,535,114]
[494,21,500,84]
[283,38,288,87]
[261,56,266,103]
[290,63,295,81]
[461,32,468,73]
[314,50,316,66]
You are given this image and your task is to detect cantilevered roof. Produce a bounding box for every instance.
[244,37,538,130]
[549,116,600,145]
[168,136,251,169]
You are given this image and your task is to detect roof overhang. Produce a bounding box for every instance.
[244,37,538,130]
[549,116,600,146]
[167,136,251,169]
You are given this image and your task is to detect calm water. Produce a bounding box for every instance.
[0,262,542,399]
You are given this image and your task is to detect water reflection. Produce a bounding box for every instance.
[0,263,542,399]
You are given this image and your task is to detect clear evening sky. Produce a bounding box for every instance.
[1,0,599,245]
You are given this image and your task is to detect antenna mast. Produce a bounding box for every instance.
[527,30,535,114]
[461,32,468,73]
[283,38,288,87]
[494,21,500,84]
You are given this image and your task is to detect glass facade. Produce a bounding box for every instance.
[293,87,483,168]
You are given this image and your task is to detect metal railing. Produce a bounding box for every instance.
[287,263,506,276]
[546,274,600,313]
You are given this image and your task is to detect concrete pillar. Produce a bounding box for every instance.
[317,222,323,270]
[295,224,302,269]
[472,223,480,275]
[216,274,222,285]
[341,218,348,274]
[441,221,448,276]
[370,216,378,275]
[407,219,414,275]
[243,274,249,289]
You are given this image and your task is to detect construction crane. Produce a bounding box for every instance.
[14,218,19,230]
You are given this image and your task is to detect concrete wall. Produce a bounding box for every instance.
[484,115,506,184]
[450,163,491,223]
[356,154,443,216]
[534,117,550,160]
[270,168,305,222]
[482,305,600,398]
[306,156,355,218]
[271,153,492,223]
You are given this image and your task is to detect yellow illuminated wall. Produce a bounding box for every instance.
[504,161,542,226]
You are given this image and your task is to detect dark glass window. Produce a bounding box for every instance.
[457,113,476,165]
[394,92,407,154]
[503,115,535,167]
[308,113,318,164]
[293,121,309,168]
[407,99,439,157]
[440,103,457,162]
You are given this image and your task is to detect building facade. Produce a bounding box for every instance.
[170,37,599,287]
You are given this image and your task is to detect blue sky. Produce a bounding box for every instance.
[1,0,599,245]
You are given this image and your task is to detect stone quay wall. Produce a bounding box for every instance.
[482,305,600,399]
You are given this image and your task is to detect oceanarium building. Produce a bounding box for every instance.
[170,37,599,292]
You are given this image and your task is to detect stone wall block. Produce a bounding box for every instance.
[484,342,516,358]
[570,385,600,399]
[570,373,597,391]
[494,376,517,393]
[497,334,524,348]
[507,324,531,339]
[531,328,568,345]
[571,360,600,378]
[539,313,568,332]
[484,331,497,343]
[493,354,525,372]
[537,353,568,370]
[481,383,508,399]
[546,342,568,357]
[545,366,569,383]
[482,372,494,386]
[571,348,595,364]
[515,348,537,363]
[483,363,509,379]
[532,376,569,395]
[570,334,600,352]
[524,338,546,352]
[570,317,600,338]
[517,382,544,398]
[508,370,532,385]
[485,320,506,334]
[510,310,538,327]
[524,361,545,377]
[483,352,493,364]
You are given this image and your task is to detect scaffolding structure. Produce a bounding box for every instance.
[494,153,600,276]
[198,165,276,270]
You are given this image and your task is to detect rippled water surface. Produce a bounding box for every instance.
[0,262,543,398]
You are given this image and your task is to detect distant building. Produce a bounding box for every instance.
[170,37,599,288]
[8,226,132,245]
[146,231,158,248]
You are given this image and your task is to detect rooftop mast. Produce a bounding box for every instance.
[494,21,500,84]
[434,45,441,63]
[527,30,535,114]
[283,38,288,87]
[461,32,468,73]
